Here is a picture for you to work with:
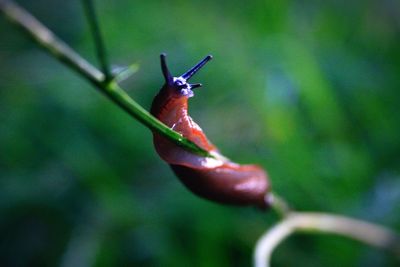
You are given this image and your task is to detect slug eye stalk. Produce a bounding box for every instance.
[160,54,212,90]
[160,53,173,85]
[181,55,213,81]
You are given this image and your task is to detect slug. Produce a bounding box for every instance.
[151,54,271,209]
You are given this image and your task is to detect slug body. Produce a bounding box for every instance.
[151,54,270,209]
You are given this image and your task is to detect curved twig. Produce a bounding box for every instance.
[254,212,400,267]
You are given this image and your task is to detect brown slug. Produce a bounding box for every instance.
[151,54,271,209]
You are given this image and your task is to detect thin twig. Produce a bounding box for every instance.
[0,0,104,85]
[269,192,291,218]
[81,0,112,81]
[0,0,210,157]
[254,212,400,267]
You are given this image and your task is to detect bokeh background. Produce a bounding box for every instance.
[1,0,400,266]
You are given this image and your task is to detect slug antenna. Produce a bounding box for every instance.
[181,55,213,81]
[190,83,202,89]
[160,53,173,84]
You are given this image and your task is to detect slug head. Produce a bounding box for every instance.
[160,53,212,98]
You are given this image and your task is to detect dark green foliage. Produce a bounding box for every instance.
[0,0,399,266]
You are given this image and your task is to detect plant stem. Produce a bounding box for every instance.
[269,192,291,218]
[81,0,112,82]
[0,0,104,84]
[254,212,400,267]
[0,0,210,157]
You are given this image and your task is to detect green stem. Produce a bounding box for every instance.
[81,0,112,82]
[269,192,291,218]
[0,0,210,157]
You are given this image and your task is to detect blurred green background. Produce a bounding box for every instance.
[1,0,400,266]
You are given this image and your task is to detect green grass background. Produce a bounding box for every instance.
[0,0,399,266]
